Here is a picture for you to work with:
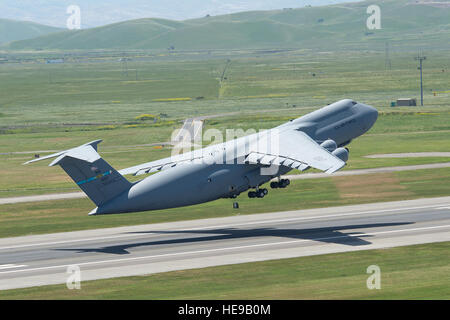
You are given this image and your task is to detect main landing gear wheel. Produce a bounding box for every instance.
[282,179,290,187]
[248,188,268,198]
[256,189,265,198]
[270,179,290,189]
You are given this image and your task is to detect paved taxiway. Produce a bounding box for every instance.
[365,152,450,158]
[0,196,449,290]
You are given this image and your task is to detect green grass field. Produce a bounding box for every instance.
[1,241,448,299]
[1,49,449,127]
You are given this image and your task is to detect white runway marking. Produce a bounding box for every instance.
[0,233,152,251]
[0,264,27,270]
[1,224,449,276]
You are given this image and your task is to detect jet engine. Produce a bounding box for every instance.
[320,139,337,152]
[332,147,349,162]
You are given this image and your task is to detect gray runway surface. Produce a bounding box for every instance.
[2,162,450,205]
[0,196,449,290]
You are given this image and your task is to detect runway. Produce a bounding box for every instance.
[0,196,449,290]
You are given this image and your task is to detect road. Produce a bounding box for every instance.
[0,196,449,290]
[282,162,450,180]
[365,152,450,158]
[2,162,450,205]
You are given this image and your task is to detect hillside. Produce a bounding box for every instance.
[0,0,348,28]
[4,0,450,51]
[0,19,61,44]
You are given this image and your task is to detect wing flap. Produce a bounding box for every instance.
[119,151,199,176]
[280,130,345,173]
[245,129,345,174]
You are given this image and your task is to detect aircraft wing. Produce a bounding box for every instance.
[120,129,345,176]
[118,149,203,176]
[245,129,346,174]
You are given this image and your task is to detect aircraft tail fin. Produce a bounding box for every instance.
[24,140,131,206]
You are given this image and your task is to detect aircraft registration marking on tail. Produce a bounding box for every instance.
[76,170,112,186]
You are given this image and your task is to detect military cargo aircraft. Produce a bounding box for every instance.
[25,99,378,215]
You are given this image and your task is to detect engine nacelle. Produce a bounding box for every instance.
[332,147,349,162]
[320,139,337,152]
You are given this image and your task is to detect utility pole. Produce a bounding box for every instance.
[121,53,128,77]
[414,54,426,106]
[385,41,391,70]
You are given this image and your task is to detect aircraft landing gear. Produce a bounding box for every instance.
[270,179,290,189]
[257,189,266,198]
[248,188,268,198]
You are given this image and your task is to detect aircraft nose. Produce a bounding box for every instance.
[362,104,378,129]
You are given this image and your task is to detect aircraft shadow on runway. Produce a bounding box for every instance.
[54,222,413,255]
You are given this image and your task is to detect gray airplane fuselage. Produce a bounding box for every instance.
[91,99,377,215]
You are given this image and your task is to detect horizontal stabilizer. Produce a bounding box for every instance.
[24,139,131,207]
[24,140,102,165]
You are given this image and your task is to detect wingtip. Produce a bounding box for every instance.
[325,162,346,174]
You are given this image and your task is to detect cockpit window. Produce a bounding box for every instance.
[319,109,354,127]
[351,101,357,105]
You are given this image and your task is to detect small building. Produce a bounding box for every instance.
[46,58,64,64]
[396,98,416,106]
